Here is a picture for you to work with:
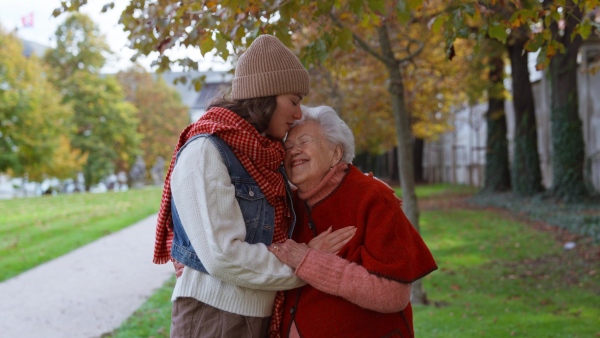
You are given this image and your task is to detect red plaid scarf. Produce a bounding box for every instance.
[270,291,285,338]
[153,107,291,265]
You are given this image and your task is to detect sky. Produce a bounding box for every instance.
[0,0,230,73]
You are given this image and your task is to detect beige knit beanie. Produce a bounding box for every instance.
[231,35,310,100]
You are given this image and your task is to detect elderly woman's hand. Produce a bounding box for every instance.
[268,240,310,269]
[308,226,356,254]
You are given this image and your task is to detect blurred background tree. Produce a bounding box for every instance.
[0,27,83,181]
[436,0,599,199]
[117,67,190,181]
[44,13,140,190]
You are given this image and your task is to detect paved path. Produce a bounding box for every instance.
[0,214,174,338]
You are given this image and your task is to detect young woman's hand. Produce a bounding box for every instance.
[307,226,356,253]
[172,260,185,278]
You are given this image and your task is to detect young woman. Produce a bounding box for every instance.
[152,35,353,338]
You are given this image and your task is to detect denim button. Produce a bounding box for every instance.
[249,190,254,197]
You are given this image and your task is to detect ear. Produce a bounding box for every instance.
[331,145,343,167]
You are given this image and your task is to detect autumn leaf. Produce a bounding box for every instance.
[488,23,508,44]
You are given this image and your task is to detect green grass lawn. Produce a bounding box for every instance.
[104,184,599,337]
[3,182,591,337]
[395,183,478,199]
[414,209,599,337]
[0,187,162,282]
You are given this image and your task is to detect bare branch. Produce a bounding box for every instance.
[328,12,395,66]
[398,38,425,64]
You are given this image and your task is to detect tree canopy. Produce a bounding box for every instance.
[0,27,82,181]
[117,67,190,179]
[44,13,141,189]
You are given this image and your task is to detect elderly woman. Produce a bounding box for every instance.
[268,105,438,338]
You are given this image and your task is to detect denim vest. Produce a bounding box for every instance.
[170,134,295,274]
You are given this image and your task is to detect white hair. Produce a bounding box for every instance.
[295,105,355,163]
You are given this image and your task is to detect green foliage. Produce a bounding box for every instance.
[439,0,599,70]
[116,68,190,177]
[44,13,110,79]
[0,187,162,282]
[414,208,599,337]
[52,1,472,218]
[0,28,79,180]
[487,22,508,44]
[64,72,140,187]
[44,14,141,189]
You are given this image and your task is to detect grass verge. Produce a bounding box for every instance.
[0,187,162,281]
[102,277,176,338]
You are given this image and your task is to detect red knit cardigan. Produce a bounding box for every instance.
[280,165,438,338]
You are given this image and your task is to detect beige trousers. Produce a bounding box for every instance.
[170,297,270,338]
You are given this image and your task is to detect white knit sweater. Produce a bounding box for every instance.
[170,137,304,317]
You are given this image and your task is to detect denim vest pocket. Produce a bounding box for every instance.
[171,198,209,273]
[234,179,265,243]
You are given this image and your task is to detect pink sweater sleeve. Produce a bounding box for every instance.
[295,249,411,313]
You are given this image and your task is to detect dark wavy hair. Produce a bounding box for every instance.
[208,94,277,134]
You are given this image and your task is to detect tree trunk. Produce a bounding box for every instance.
[483,52,511,192]
[389,147,399,183]
[413,138,425,184]
[547,0,587,201]
[507,36,543,196]
[378,25,428,305]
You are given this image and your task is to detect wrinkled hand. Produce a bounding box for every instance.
[268,240,310,269]
[308,226,356,253]
[173,260,184,278]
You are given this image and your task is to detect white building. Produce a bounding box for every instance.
[159,71,232,122]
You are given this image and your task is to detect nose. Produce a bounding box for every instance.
[286,144,302,155]
[292,106,302,120]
